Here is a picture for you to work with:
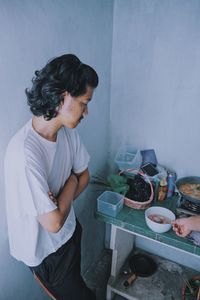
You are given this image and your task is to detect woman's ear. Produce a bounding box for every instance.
[56,105,62,113]
[58,91,69,110]
[56,97,65,113]
[63,91,68,97]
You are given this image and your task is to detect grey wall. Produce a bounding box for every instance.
[110,0,200,177]
[0,1,113,299]
[110,0,200,269]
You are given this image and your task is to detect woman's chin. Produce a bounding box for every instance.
[64,121,79,129]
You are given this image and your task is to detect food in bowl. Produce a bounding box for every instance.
[179,183,200,200]
[145,206,175,233]
[148,214,171,224]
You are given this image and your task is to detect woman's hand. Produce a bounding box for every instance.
[48,191,58,206]
[172,217,194,237]
[47,174,78,206]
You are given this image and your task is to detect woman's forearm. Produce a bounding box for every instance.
[74,168,90,199]
[189,215,200,232]
[37,174,78,233]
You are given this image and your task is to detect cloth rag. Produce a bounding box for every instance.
[187,231,200,247]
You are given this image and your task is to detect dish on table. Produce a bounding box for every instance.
[176,176,200,204]
[179,183,200,200]
[145,206,175,233]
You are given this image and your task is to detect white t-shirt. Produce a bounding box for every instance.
[4,119,90,267]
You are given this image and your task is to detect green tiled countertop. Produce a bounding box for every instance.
[95,196,200,256]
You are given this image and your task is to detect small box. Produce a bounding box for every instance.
[115,145,142,171]
[141,149,157,166]
[97,191,124,217]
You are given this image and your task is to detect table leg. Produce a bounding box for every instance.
[110,225,135,277]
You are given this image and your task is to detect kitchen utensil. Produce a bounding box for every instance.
[123,273,137,287]
[123,253,157,287]
[145,206,175,233]
[176,176,200,204]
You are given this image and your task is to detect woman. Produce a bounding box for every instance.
[5,54,98,300]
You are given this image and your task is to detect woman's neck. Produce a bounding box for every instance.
[32,116,62,142]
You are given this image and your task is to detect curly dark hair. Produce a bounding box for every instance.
[26,54,99,120]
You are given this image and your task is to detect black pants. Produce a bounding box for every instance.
[30,221,96,300]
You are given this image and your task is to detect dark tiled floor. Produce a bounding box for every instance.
[84,249,112,300]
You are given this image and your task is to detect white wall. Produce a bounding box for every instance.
[110,0,200,269]
[0,1,113,299]
[110,0,200,178]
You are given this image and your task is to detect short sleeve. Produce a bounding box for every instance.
[4,140,57,218]
[25,166,57,216]
[72,130,90,174]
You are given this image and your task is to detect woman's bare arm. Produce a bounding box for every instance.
[37,174,78,233]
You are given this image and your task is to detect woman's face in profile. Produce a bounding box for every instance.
[58,86,94,128]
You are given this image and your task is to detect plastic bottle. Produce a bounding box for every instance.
[158,178,168,201]
[167,172,176,198]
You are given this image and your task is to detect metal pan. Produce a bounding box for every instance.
[123,253,157,287]
[129,253,157,277]
[176,176,200,204]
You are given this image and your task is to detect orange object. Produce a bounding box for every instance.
[197,287,200,300]
[123,273,137,287]
[33,272,57,300]
[158,179,168,201]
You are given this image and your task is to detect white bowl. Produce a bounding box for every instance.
[145,206,176,233]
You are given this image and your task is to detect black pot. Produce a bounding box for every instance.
[129,253,157,277]
[123,253,157,287]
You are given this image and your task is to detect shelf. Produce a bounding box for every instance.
[95,197,200,257]
[107,250,199,300]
